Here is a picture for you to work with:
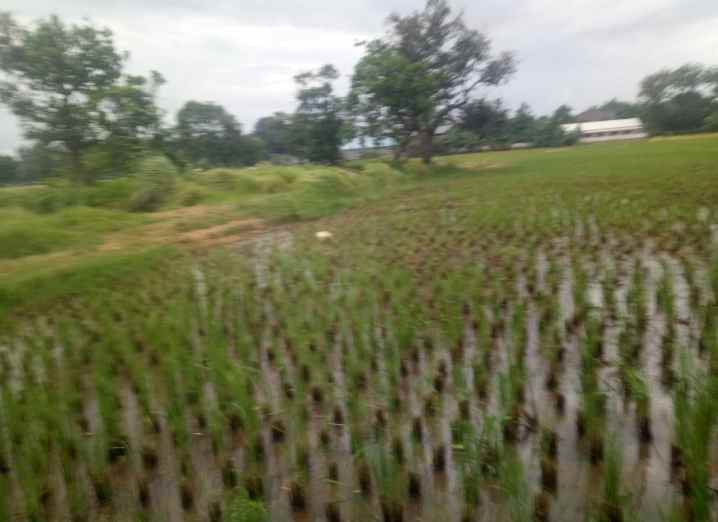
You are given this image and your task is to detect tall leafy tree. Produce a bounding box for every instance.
[254,112,293,155]
[292,64,345,164]
[639,64,718,133]
[0,154,18,185]
[552,105,575,124]
[15,143,64,183]
[349,0,515,163]
[237,135,267,166]
[98,71,166,165]
[175,101,244,167]
[0,13,124,181]
[533,116,571,147]
[509,103,536,143]
[459,98,510,142]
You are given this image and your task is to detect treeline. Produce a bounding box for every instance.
[2,2,718,186]
[0,14,348,185]
[443,101,582,153]
[639,64,718,135]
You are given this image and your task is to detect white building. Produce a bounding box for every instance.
[561,118,647,143]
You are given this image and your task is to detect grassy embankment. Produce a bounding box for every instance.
[1,134,716,318]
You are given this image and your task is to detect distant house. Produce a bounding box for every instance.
[342,145,394,161]
[342,125,454,160]
[269,154,303,165]
[574,108,618,123]
[561,118,647,143]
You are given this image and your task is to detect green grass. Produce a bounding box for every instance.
[0,206,147,259]
[180,162,411,220]
[0,246,179,325]
[435,137,718,227]
[1,135,717,323]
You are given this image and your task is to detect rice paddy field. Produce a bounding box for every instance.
[1,135,718,522]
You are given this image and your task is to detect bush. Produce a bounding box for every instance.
[198,169,237,191]
[83,178,136,209]
[128,156,178,212]
[24,179,82,213]
[179,189,205,207]
[343,160,366,172]
[235,175,261,193]
[0,206,146,259]
[2,177,138,213]
[0,223,76,259]
[255,175,293,194]
[309,171,358,197]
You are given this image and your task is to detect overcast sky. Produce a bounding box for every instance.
[1,0,717,154]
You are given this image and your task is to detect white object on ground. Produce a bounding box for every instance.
[315,231,333,240]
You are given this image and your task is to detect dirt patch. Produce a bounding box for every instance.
[0,205,273,280]
[99,205,268,252]
[178,219,263,247]
[149,204,220,221]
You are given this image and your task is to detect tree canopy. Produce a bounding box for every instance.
[349,0,515,163]
[175,101,243,167]
[253,112,293,156]
[0,14,123,179]
[0,13,166,182]
[0,154,18,185]
[291,64,346,164]
[639,63,718,134]
[174,101,266,168]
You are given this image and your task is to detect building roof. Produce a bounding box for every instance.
[561,118,643,134]
[575,109,617,122]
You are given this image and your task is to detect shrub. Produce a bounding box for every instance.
[179,189,205,207]
[23,180,81,214]
[309,171,358,197]
[128,156,178,212]
[199,169,237,191]
[83,178,136,209]
[255,175,293,194]
[0,223,76,259]
[234,175,261,194]
[343,160,366,172]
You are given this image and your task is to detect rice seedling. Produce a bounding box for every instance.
[598,438,628,522]
[1,141,717,520]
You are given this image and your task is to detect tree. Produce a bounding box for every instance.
[175,101,244,167]
[292,64,345,164]
[0,154,18,185]
[533,116,573,147]
[0,13,124,182]
[639,63,717,134]
[254,112,293,155]
[456,98,510,148]
[97,71,166,172]
[349,0,515,163]
[509,103,536,143]
[237,135,267,165]
[552,105,575,124]
[16,143,64,182]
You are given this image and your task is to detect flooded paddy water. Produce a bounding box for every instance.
[0,201,717,522]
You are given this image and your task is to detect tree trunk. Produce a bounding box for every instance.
[420,130,434,164]
[393,136,410,161]
[69,146,88,184]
